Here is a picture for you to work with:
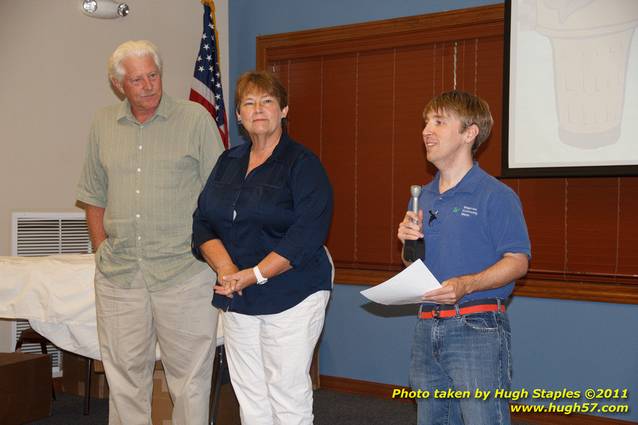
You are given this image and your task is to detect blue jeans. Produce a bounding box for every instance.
[410,311,512,425]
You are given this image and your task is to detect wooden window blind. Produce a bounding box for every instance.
[256,4,638,304]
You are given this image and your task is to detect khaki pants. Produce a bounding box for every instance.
[95,268,218,425]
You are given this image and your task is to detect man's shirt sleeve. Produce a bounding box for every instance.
[76,120,107,208]
[489,190,531,259]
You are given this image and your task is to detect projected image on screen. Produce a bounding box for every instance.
[507,0,638,172]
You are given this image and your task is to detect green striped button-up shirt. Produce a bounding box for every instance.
[77,95,224,290]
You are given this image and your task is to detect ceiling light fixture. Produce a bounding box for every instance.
[81,0,130,19]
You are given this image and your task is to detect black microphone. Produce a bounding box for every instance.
[403,185,425,262]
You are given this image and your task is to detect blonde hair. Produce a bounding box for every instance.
[423,90,493,155]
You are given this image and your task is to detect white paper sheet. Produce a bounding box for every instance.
[360,259,441,305]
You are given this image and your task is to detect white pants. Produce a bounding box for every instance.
[95,268,218,425]
[223,290,331,425]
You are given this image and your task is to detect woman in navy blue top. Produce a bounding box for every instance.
[192,70,333,424]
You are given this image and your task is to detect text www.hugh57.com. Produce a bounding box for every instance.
[391,387,631,416]
[510,402,629,415]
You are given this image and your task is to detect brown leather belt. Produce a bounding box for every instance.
[418,299,505,320]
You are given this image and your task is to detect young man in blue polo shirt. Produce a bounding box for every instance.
[397,90,531,425]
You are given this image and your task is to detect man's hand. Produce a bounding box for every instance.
[397,210,424,244]
[85,205,106,251]
[422,275,473,305]
[421,253,529,305]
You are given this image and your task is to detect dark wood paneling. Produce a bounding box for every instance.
[518,179,566,271]
[474,36,504,177]
[457,38,477,94]
[269,60,289,94]
[355,49,396,266]
[286,57,323,157]
[435,41,455,94]
[566,178,618,274]
[321,54,357,265]
[618,177,638,275]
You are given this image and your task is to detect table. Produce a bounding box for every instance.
[0,254,223,359]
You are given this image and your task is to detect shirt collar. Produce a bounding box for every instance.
[268,133,293,162]
[228,132,293,159]
[116,94,173,124]
[426,162,483,195]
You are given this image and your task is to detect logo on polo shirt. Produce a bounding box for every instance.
[461,205,478,217]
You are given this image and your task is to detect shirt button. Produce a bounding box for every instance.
[135,189,140,194]
[138,145,143,150]
[137,168,141,173]
[136,214,140,218]
[137,236,142,241]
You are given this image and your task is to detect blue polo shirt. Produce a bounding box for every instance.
[416,163,530,303]
[192,134,333,315]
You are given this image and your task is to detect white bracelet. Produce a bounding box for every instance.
[253,265,268,285]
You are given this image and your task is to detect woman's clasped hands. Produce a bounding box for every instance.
[214,266,256,297]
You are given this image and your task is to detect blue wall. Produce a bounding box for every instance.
[229,1,638,421]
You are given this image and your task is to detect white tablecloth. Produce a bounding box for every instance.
[0,254,222,360]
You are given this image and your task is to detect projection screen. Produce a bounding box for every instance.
[502,0,638,177]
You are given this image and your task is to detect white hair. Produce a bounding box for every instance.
[108,40,163,83]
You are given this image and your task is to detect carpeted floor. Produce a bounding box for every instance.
[28,389,416,425]
[27,388,535,425]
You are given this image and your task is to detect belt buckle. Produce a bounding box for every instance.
[432,304,441,318]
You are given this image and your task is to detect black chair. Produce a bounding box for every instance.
[84,358,94,415]
[209,344,228,425]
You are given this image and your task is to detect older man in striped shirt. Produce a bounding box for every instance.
[77,40,224,425]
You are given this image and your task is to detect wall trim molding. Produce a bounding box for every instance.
[257,4,504,69]
[319,375,637,425]
[334,268,638,305]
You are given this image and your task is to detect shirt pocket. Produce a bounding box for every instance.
[153,156,197,190]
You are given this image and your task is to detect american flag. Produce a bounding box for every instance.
[189,0,229,148]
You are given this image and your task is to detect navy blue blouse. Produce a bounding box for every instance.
[192,134,334,315]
